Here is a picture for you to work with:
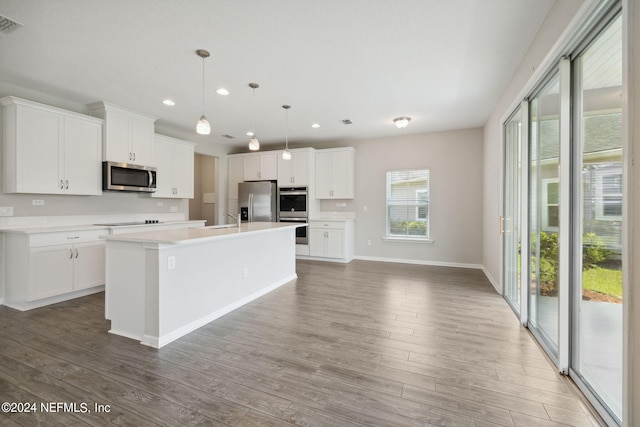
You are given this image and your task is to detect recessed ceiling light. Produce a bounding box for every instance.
[246,131,254,136]
[216,88,230,96]
[162,99,175,106]
[311,123,320,128]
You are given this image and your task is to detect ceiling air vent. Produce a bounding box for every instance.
[342,119,353,125]
[222,134,236,139]
[0,15,22,33]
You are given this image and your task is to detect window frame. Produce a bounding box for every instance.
[385,168,431,241]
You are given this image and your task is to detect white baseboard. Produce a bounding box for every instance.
[353,255,483,270]
[2,285,105,311]
[141,273,298,349]
[482,266,501,294]
[352,256,501,294]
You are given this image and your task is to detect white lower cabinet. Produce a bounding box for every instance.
[4,229,108,310]
[308,220,354,262]
[30,241,105,299]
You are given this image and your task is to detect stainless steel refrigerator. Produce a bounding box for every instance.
[238,181,277,222]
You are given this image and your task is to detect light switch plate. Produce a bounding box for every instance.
[0,206,13,216]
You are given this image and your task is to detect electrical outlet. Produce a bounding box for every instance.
[0,207,13,216]
[170,206,178,213]
[157,202,164,207]
[32,200,45,206]
[243,266,249,279]
[167,256,176,270]
[367,239,372,246]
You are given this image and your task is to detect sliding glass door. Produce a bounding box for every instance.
[503,108,522,313]
[528,74,561,358]
[571,13,623,423]
[501,5,623,424]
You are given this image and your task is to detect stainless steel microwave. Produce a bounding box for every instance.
[103,161,156,192]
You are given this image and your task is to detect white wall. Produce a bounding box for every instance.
[294,128,484,267]
[482,0,585,290]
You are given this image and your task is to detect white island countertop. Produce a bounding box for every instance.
[102,222,304,246]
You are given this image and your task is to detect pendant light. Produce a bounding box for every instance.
[196,49,211,135]
[248,83,260,151]
[282,105,291,160]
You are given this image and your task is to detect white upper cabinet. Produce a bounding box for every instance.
[89,101,156,166]
[278,148,314,187]
[315,147,355,199]
[1,96,102,195]
[227,155,244,199]
[151,134,196,199]
[243,152,277,181]
[64,115,103,195]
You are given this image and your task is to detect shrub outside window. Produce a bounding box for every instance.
[386,169,429,239]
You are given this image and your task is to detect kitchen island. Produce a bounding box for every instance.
[103,222,302,348]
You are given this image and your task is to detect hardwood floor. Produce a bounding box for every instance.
[0,260,602,426]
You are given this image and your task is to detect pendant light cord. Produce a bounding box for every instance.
[285,107,289,149]
[252,87,257,136]
[201,57,205,115]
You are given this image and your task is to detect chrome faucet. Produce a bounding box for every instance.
[224,212,241,228]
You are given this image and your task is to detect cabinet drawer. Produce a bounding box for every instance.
[30,229,108,247]
[309,221,346,230]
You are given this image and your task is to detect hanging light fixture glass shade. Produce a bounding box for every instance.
[248,83,260,151]
[248,137,260,151]
[196,115,210,135]
[282,105,291,160]
[196,49,211,135]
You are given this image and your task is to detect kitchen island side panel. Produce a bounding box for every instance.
[151,227,295,346]
[105,224,298,347]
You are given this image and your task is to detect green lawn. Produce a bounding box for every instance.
[582,267,623,298]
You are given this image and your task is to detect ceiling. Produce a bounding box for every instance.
[0,0,556,150]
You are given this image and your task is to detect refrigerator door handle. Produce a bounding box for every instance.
[249,193,253,222]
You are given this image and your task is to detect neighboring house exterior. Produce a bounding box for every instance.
[533,112,622,252]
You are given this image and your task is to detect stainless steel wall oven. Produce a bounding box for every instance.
[278,187,308,244]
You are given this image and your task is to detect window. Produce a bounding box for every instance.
[596,170,623,220]
[386,169,430,239]
[542,178,559,230]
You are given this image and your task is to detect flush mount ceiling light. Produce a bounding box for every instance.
[311,123,320,128]
[216,88,230,96]
[393,117,411,128]
[195,49,211,135]
[248,83,260,151]
[282,105,292,160]
[162,99,175,106]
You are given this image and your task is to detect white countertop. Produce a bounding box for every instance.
[1,220,204,234]
[102,222,304,245]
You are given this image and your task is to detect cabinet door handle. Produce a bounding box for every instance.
[60,179,64,190]
[75,248,79,259]
[129,152,132,161]
[133,153,136,161]
[65,180,69,190]
[69,248,74,259]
